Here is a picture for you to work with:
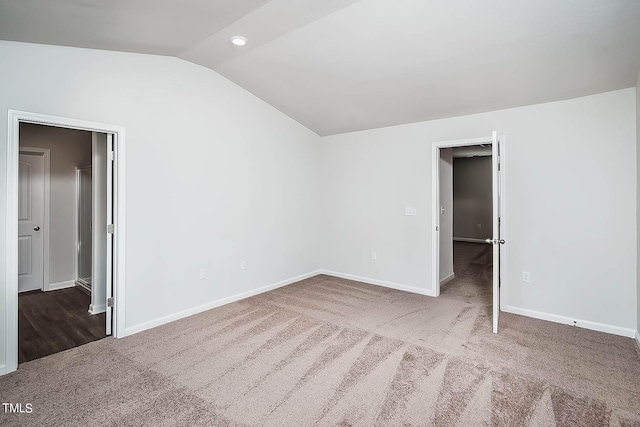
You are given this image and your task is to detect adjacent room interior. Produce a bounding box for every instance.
[440,144,494,305]
[0,0,639,426]
[17,123,112,363]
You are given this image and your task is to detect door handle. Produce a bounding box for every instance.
[485,238,506,245]
[34,226,40,231]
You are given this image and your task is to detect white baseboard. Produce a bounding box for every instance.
[88,304,106,314]
[440,272,455,285]
[124,270,323,337]
[76,280,91,293]
[320,270,436,297]
[635,331,640,350]
[453,237,488,243]
[503,305,637,338]
[45,280,75,291]
[0,364,6,376]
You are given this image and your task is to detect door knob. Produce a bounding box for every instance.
[485,238,506,245]
[34,226,40,231]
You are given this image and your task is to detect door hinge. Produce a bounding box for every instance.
[107,297,114,308]
[109,151,115,161]
[107,224,114,234]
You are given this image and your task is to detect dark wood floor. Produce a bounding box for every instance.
[18,286,106,364]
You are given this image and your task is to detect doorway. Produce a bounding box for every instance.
[18,124,109,363]
[431,132,505,333]
[3,110,126,375]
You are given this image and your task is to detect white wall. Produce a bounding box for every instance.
[453,156,492,240]
[0,41,322,369]
[321,88,637,334]
[18,123,92,285]
[439,148,453,281]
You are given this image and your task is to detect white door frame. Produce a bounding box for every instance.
[431,135,506,297]
[18,147,51,292]
[4,110,127,375]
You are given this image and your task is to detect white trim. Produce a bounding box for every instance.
[503,305,637,338]
[453,237,488,244]
[46,280,75,291]
[89,304,106,314]
[5,110,127,376]
[124,270,323,336]
[440,272,455,285]
[635,331,640,350]
[320,270,436,297]
[76,280,91,293]
[113,131,126,339]
[6,112,20,375]
[18,147,51,292]
[0,364,6,376]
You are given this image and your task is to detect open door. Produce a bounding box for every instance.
[490,131,503,333]
[105,134,114,336]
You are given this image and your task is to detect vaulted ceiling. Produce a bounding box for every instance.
[2,0,640,135]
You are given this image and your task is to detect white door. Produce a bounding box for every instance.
[490,131,503,333]
[105,134,114,336]
[18,153,45,292]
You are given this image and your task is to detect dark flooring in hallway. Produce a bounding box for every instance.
[18,287,106,363]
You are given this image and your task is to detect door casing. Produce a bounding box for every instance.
[3,110,127,376]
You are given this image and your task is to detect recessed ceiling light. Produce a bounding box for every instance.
[230,36,248,46]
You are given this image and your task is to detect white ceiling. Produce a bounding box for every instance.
[1,0,639,136]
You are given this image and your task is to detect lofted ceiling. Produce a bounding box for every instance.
[1,0,640,136]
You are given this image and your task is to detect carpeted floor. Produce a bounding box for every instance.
[1,243,639,426]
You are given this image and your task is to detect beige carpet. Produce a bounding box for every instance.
[1,244,640,426]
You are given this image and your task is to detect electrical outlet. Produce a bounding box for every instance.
[522,271,531,283]
[371,251,377,260]
[199,268,207,280]
[477,223,482,229]
[241,260,248,271]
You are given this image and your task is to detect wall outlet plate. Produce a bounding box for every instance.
[522,271,531,283]
[371,251,377,260]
